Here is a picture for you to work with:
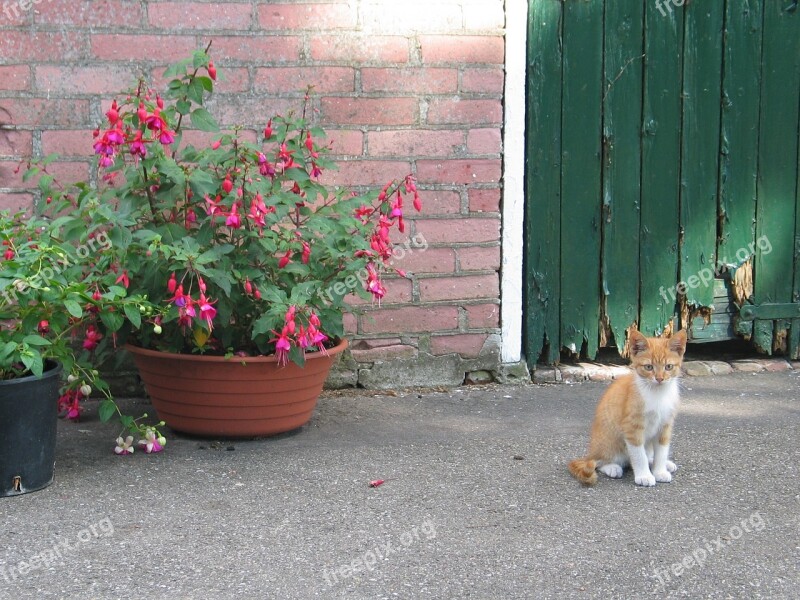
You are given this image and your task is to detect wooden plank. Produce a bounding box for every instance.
[639,0,684,336]
[559,0,603,358]
[679,1,724,311]
[525,0,563,365]
[756,0,800,354]
[601,0,644,352]
[717,0,762,270]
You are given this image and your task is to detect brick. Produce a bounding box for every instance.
[347,277,412,306]
[351,344,418,363]
[361,2,462,32]
[321,159,412,187]
[417,190,461,215]
[0,160,89,189]
[0,66,30,91]
[209,97,299,128]
[431,334,489,358]
[179,129,258,149]
[414,217,499,244]
[468,188,500,213]
[462,67,505,93]
[730,360,764,374]
[467,128,502,155]
[360,305,459,334]
[418,273,498,302]
[419,35,504,64]
[457,246,500,271]
[0,130,32,156]
[361,68,457,94]
[41,130,91,156]
[321,97,418,126]
[254,67,355,94]
[35,0,143,27]
[416,159,501,184]
[35,66,138,95]
[258,2,357,29]
[368,130,463,158]
[0,99,92,128]
[310,34,409,63]
[427,98,502,125]
[396,247,455,274]
[209,67,251,93]
[466,303,499,328]
[463,2,505,30]
[0,31,86,62]
[91,34,199,62]
[148,2,252,30]
[325,130,363,156]
[212,36,303,63]
[343,311,357,335]
[0,193,34,212]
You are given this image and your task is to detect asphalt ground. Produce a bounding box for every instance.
[2,371,799,599]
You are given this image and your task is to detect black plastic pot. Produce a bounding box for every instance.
[0,361,62,497]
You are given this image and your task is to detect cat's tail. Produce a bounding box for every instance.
[568,458,598,485]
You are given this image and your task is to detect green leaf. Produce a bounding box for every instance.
[99,310,124,332]
[176,99,192,115]
[190,107,219,132]
[289,345,306,368]
[188,169,217,198]
[0,341,17,361]
[123,303,142,329]
[22,335,51,347]
[64,299,83,318]
[192,49,210,70]
[21,352,43,378]
[98,399,117,423]
[197,75,214,92]
[187,77,205,105]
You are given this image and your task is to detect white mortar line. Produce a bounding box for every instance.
[500,0,527,364]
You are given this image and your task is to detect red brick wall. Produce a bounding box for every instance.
[0,0,505,386]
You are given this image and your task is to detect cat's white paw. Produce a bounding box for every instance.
[653,470,672,483]
[599,463,623,479]
[635,473,656,487]
[665,460,677,473]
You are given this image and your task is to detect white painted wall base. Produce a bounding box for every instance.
[500,0,527,364]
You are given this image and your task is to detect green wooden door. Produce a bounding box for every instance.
[525,0,800,365]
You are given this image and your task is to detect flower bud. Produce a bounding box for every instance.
[80,384,92,397]
[153,324,163,335]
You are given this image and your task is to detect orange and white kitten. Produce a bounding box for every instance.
[569,329,688,486]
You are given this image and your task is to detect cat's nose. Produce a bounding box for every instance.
[655,376,664,383]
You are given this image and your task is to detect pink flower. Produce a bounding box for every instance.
[198,293,217,330]
[83,325,103,351]
[138,428,165,454]
[159,129,175,145]
[278,250,292,269]
[272,330,291,367]
[225,205,241,229]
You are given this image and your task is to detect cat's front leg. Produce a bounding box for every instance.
[625,440,655,486]
[652,424,674,483]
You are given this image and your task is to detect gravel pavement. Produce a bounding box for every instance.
[2,371,799,599]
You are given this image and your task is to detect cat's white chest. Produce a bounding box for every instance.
[637,378,679,442]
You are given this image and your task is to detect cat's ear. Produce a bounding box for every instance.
[669,329,688,356]
[628,329,649,356]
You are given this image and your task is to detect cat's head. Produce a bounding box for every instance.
[628,329,688,386]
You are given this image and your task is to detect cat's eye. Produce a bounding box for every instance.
[665,364,674,371]
[643,364,654,371]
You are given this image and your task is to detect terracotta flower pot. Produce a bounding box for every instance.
[125,339,347,437]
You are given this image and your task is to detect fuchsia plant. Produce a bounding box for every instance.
[20,44,420,449]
